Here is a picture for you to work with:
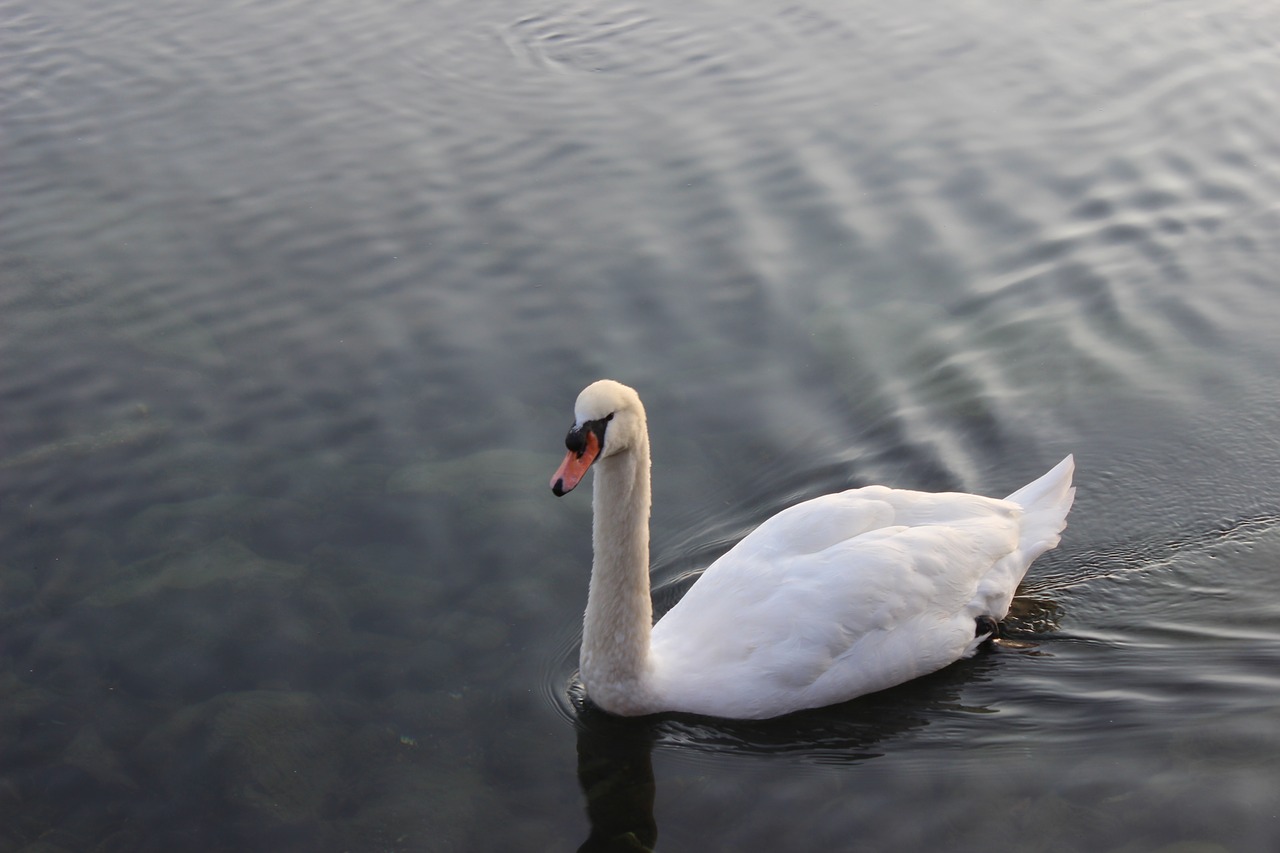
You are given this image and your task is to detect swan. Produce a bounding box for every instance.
[550,380,1076,720]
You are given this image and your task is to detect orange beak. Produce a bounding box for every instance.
[550,430,601,496]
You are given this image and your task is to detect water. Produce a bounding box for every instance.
[2,0,1280,850]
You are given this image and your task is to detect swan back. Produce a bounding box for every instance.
[646,457,1076,719]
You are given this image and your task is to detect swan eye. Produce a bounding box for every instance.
[564,425,588,455]
[565,413,613,457]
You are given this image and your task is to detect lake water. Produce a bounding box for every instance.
[3,0,1280,850]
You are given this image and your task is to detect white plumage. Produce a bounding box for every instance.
[551,380,1075,720]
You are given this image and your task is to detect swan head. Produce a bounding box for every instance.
[550,380,646,496]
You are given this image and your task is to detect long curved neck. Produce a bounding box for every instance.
[580,430,654,713]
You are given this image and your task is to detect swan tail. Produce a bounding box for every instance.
[1004,454,1076,562]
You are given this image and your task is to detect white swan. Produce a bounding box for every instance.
[550,380,1075,720]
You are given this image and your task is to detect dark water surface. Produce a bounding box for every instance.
[4,0,1280,850]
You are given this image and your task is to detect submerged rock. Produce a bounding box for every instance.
[10,253,227,368]
[0,413,171,471]
[13,838,78,853]
[67,538,362,701]
[0,673,59,757]
[205,691,342,823]
[139,690,344,825]
[0,561,38,609]
[131,689,488,847]
[124,494,308,555]
[60,726,136,791]
[87,538,303,608]
[387,448,547,501]
[321,722,485,853]
[115,311,227,369]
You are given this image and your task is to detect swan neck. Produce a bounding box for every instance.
[581,431,654,713]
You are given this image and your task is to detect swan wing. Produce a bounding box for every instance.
[648,487,1027,718]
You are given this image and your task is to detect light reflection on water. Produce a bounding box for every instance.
[3,0,1280,849]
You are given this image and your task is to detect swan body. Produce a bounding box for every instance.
[551,380,1075,720]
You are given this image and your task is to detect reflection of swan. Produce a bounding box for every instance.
[574,714,658,853]
[551,381,1076,720]
[571,646,1009,852]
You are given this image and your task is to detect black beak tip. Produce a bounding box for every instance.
[552,479,567,497]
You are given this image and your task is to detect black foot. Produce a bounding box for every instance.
[974,615,1001,642]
